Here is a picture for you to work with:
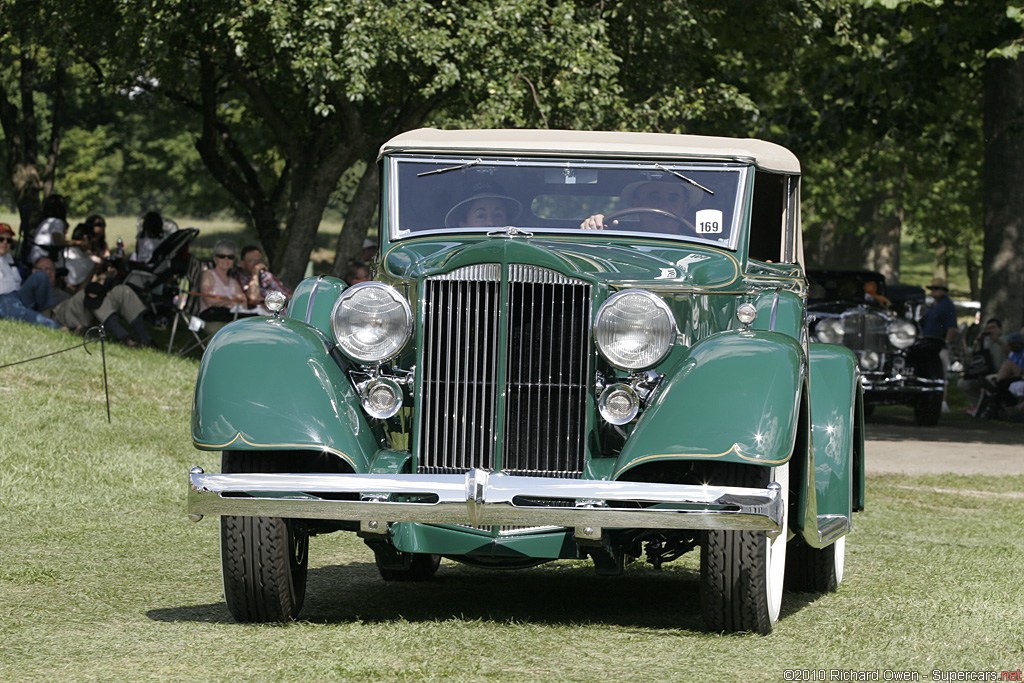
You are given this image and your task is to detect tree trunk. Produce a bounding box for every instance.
[964,239,981,301]
[932,243,949,287]
[276,149,360,287]
[859,192,901,283]
[0,50,44,250]
[982,54,1024,333]
[331,160,379,280]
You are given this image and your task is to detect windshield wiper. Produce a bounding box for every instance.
[417,158,483,177]
[654,163,714,196]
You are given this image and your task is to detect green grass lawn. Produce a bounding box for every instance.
[1,321,1022,681]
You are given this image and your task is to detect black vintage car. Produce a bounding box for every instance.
[807,269,945,425]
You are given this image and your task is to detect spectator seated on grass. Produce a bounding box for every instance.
[973,331,1024,419]
[0,223,62,330]
[47,282,156,348]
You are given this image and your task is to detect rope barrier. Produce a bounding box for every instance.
[0,325,112,423]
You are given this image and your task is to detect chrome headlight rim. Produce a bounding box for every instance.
[593,289,677,371]
[598,383,640,425]
[887,318,917,350]
[330,282,413,364]
[359,377,404,420]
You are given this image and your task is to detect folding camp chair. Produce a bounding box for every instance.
[166,256,214,356]
[122,227,199,324]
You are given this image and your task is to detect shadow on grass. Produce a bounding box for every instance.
[865,406,1024,445]
[147,559,829,631]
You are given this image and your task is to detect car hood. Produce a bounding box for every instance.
[382,236,742,288]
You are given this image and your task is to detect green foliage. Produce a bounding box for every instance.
[55,125,122,214]
[1,0,1022,301]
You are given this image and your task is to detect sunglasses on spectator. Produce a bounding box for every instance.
[0,237,13,244]
[215,253,235,259]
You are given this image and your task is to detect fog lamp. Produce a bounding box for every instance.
[360,377,404,419]
[598,383,639,425]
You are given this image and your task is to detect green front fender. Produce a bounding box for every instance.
[190,316,375,473]
[614,330,804,477]
[802,342,861,541]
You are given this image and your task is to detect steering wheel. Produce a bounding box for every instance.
[601,207,696,232]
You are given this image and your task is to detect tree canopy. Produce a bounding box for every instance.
[1,0,1022,329]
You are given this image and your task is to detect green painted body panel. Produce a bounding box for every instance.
[390,523,579,559]
[191,316,376,473]
[383,235,744,286]
[800,342,861,546]
[285,276,348,336]
[615,330,804,475]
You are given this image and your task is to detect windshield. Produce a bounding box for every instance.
[388,155,747,249]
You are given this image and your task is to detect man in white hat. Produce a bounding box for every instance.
[361,239,377,263]
[580,179,703,234]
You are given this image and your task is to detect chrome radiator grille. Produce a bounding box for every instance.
[417,264,591,477]
[841,310,888,352]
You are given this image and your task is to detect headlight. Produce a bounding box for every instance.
[887,318,917,350]
[331,282,413,363]
[594,290,676,371]
[816,318,845,344]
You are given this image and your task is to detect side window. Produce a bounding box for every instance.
[748,171,785,263]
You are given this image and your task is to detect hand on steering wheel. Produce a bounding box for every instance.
[581,207,695,232]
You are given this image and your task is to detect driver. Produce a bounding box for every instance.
[444,180,523,228]
[580,179,701,233]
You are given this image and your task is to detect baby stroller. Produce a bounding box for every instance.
[119,227,199,327]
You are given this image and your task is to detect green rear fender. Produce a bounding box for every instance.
[614,330,804,476]
[191,316,375,473]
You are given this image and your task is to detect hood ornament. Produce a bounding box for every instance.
[487,225,533,239]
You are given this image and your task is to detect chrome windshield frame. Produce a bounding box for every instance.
[386,155,749,251]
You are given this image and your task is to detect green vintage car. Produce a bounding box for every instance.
[188,129,865,634]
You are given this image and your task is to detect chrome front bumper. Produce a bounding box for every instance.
[862,374,944,394]
[188,467,784,533]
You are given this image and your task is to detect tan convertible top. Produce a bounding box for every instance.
[380,128,800,174]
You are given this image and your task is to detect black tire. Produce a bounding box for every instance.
[220,451,308,622]
[376,552,441,582]
[700,463,789,635]
[784,536,845,593]
[914,393,943,426]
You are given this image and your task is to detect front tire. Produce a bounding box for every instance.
[785,535,845,593]
[220,451,309,622]
[700,463,789,634]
